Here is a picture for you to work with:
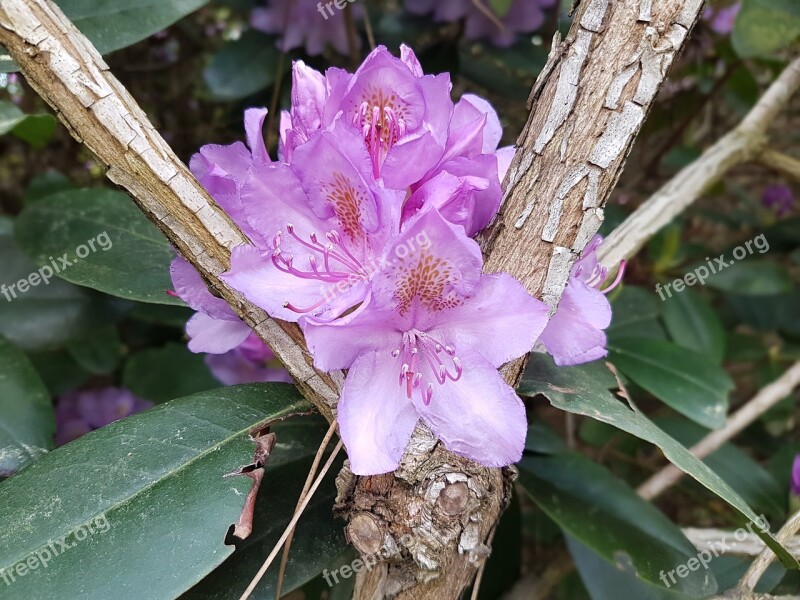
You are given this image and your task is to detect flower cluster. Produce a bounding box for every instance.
[178,46,619,475]
[55,387,152,446]
[404,0,556,47]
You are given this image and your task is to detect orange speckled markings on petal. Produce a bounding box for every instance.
[326,172,367,242]
[394,252,462,315]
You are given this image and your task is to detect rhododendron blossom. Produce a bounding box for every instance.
[303,210,549,474]
[179,44,616,475]
[540,235,624,366]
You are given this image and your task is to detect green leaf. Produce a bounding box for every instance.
[566,536,696,600]
[0,337,54,476]
[732,0,800,58]
[23,171,75,203]
[705,261,793,296]
[65,325,124,375]
[658,419,786,519]
[56,0,209,55]
[607,286,666,341]
[661,289,726,363]
[0,384,320,600]
[181,420,347,599]
[0,100,57,148]
[0,217,123,352]
[519,452,715,596]
[122,342,218,403]
[204,31,280,100]
[608,338,732,429]
[14,188,182,305]
[518,353,798,569]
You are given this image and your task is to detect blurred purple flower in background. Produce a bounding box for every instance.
[703,2,741,35]
[205,332,293,386]
[404,0,555,47]
[56,387,152,446]
[762,184,795,217]
[251,0,362,56]
[792,455,800,496]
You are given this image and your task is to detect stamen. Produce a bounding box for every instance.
[601,260,627,294]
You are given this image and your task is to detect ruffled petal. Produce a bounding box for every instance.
[170,256,237,321]
[186,312,252,354]
[339,351,420,475]
[412,348,526,468]
[244,107,270,165]
[538,279,611,366]
[303,301,401,371]
[430,273,549,368]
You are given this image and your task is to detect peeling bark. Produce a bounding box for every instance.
[0,1,705,598]
[0,0,342,423]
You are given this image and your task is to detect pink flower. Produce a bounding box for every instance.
[539,235,624,366]
[279,45,511,235]
[404,0,555,47]
[205,333,293,386]
[251,0,362,56]
[703,3,741,35]
[792,455,800,497]
[303,210,549,475]
[56,388,152,446]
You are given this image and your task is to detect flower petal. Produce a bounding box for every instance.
[223,244,363,323]
[430,273,549,368]
[538,279,611,366]
[170,256,237,321]
[372,209,483,325]
[303,301,401,371]
[339,350,420,475]
[412,348,526,468]
[244,107,270,164]
[186,312,252,354]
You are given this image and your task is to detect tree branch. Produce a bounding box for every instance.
[757,148,800,183]
[598,56,800,271]
[481,0,705,385]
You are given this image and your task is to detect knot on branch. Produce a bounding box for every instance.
[334,429,516,597]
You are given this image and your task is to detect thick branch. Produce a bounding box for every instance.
[0,0,341,422]
[481,0,705,386]
[598,56,800,271]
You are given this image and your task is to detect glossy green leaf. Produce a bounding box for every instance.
[607,286,666,341]
[122,342,218,403]
[658,419,786,518]
[181,419,347,599]
[0,337,54,476]
[705,261,793,296]
[518,354,798,569]
[0,384,318,599]
[733,0,800,58]
[519,452,715,596]
[14,188,182,305]
[566,536,696,600]
[608,338,731,429]
[661,289,725,363]
[26,350,90,397]
[0,100,57,148]
[0,217,122,352]
[204,31,280,100]
[56,0,209,55]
